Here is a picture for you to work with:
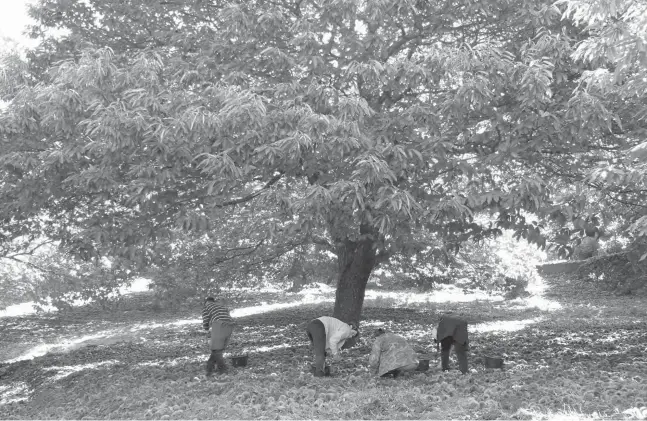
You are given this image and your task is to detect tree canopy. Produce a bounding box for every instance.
[1,0,646,323]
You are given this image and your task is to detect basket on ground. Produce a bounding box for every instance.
[484,356,504,369]
[231,355,248,367]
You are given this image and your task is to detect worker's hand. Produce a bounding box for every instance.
[332,353,342,363]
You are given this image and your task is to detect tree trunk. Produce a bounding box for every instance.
[287,256,307,292]
[332,224,377,327]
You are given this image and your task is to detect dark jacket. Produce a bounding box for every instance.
[436,315,468,345]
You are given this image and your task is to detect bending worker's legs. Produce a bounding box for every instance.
[306,319,327,377]
[207,320,234,375]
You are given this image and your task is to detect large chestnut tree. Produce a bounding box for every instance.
[1,0,645,324]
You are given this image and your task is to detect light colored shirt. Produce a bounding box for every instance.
[317,316,355,357]
[369,333,419,377]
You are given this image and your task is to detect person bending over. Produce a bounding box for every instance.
[432,315,469,374]
[306,316,358,377]
[369,328,419,378]
[202,296,236,376]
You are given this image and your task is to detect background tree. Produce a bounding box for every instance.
[1,0,645,324]
[534,0,647,260]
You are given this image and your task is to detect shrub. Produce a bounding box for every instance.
[0,270,38,310]
[576,240,647,295]
[573,236,599,260]
[369,229,543,297]
[502,276,531,300]
[1,245,133,312]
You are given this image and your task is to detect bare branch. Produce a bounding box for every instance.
[3,239,55,259]
[2,255,55,274]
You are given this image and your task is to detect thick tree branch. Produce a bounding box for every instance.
[309,234,335,252]
[222,239,266,258]
[214,172,284,208]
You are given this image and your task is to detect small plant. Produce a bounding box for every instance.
[501,276,530,300]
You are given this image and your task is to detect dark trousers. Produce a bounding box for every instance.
[306,319,327,377]
[440,336,468,374]
[207,350,227,375]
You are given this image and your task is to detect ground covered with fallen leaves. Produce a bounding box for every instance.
[1,274,647,420]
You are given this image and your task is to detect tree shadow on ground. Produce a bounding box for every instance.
[2,274,647,419]
[2,295,646,419]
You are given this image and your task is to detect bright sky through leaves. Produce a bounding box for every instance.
[0,0,36,51]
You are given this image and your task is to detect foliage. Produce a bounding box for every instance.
[0,241,131,311]
[1,276,647,419]
[143,204,337,300]
[371,228,543,299]
[1,0,647,322]
[284,247,338,291]
[0,267,36,311]
[573,235,600,260]
[551,0,647,258]
[600,236,630,255]
[576,241,647,295]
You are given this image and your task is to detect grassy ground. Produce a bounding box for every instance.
[1,275,646,420]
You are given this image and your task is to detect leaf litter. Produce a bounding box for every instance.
[0,274,646,419]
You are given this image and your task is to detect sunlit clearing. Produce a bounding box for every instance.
[364,285,503,307]
[0,382,31,405]
[137,356,204,368]
[0,277,152,318]
[43,360,120,381]
[231,295,335,318]
[359,321,431,340]
[4,325,204,363]
[118,277,151,294]
[508,295,563,312]
[471,317,545,334]
[123,319,198,332]
[123,296,337,333]
[5,296,340,362]
[0,280,333,319]
[399,328,433,342]
[0,301,56,318]
[511,406,627,420]
[244,343,293,354]
[361,321,386,328]
[298,283,336,294]
[5,333,111,363]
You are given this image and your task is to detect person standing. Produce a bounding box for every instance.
[432,315,469,374]
[368,328,419,378]
[306,316,358,377]
[202,296,236,376]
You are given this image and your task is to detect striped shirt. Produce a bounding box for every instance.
[202,301,234,330]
